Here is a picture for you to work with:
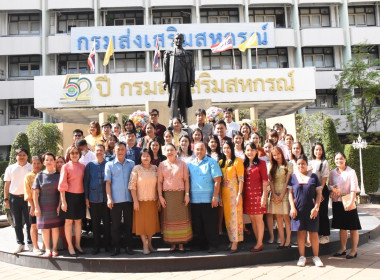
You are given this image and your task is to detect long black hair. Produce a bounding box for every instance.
[244,142,259,167]
[206,135,223,161]
[312,142,326,172]
[220,141,236,168]
[233,131,245,151]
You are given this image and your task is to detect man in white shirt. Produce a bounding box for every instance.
[77,139,96,166]
[224,107,240,138]
[3,148,32,254]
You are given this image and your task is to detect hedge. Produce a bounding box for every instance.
[343,144,380,193]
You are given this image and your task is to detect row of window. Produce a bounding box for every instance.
[7,6,378,35]
[8,46,379,78]
[8,98,43,119]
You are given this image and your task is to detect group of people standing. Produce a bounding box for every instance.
[3,107,362,267]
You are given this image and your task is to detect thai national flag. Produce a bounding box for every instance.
[88,40,96,72]
[153,36,160,69]
[211,34,233,53]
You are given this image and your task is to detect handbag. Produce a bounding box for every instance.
[341,194,356,211]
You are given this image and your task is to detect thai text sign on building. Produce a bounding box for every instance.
[34,68,316,109]
[70,22,275,53]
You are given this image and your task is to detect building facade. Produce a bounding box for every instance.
[0,0,380,158]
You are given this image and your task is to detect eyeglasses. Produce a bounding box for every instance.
[70,152,80,155]
[74,134,82,138]
[150,114,158,117]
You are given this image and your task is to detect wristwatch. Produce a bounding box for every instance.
[3,198,8,202]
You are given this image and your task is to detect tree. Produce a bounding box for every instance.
[9,132,30,165]
[26,121,62,157]
[336,45,380,134]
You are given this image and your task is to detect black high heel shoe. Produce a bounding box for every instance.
[346,253,357,259]
[333,251,346,257]
[277,242,285,249]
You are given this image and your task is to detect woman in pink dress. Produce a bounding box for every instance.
[244,142,268,252]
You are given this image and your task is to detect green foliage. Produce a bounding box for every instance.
[26,121,62,157]
[9,132,30,165]
[122,114,129,125]
[336,44,380,133]
[344,144,380,193]
[238,109,250,121]
[0,161,9,177]
[321,117,343,169]
[253,119,266,141]
[0,174,4,214]
[107,114,117,124]
[295,113,324,158]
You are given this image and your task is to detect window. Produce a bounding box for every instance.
[57,12,94,33]
[308,90,338,108]
[249,8,285,28]
[110,52,146,73]
[152,10,191,25]
[106,11,144,26]
[9,99,42,119]
[202,50,242,70]
[302,47,334,68]
[200,8,239,23]
[9,14,40,35]
[348,6,375,26]
[58,54,89,75]
[9,56,41,78]
[299,7,330,28]
[252,48,288,69]
[352,45,379,66]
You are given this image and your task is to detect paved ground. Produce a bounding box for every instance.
[0,204,380,280]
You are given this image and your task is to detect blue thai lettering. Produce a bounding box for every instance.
[238,32,247,44]
[91,36,101,50]
[119,28,130,49]
[77,36,88,51]
[183,33,192,47]
[153,33,165,48]
[208,33,223,45]
[144,35,151,48]
[195,32,206,47]
[133,35,142,48]
[103,36,110,49]
[167,26,178,47]
[256,32,267,45]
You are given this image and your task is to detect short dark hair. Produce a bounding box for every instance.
[73,129,83,136]
[115,142,127,148]
[102,122,112,128]
[95,144,105,151]
[76,139,87,147]
[150,109,159,115]
[125,130,136,136]
[296,154,309,164]
[224,107,233,113]
[273,123,284,129]
[42,152,56,162]
[139,148,153,164]
[215,120,227,127]
[15,148,29,157]
[195,109,206,116]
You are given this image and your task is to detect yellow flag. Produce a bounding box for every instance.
[103,37,114,66]
[238,33,258,52]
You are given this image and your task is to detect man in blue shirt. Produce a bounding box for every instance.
[84,144,110,255]
[125,130,141,164]
[188,142,222,253]
[105,142,135,256]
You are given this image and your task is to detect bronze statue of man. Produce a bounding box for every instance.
[163,33,195,126]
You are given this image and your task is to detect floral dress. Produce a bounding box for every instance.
[220,158,245,242]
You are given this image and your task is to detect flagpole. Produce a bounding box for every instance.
[230,32,236,70]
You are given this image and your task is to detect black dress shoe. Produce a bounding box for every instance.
[91,248,100,255]
[346,253,357,259]
[125,247,135,255]
[68,252,78,257]
[111,248,120,256]
[333,251,346,257]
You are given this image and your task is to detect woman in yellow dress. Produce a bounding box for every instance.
[219,141,244,253]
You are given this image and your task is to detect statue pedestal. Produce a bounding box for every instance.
[145,99,212,128]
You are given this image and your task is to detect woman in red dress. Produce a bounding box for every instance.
[244,142,268,252]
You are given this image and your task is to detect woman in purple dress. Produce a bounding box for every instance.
[288,154,323,267]
[33,153,64,258]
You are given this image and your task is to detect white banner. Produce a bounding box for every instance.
[71,22,275,53]
[34,68,316,109]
